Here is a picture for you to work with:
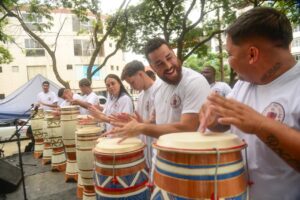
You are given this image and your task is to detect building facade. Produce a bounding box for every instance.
[292,24,300,62]
[0,8,127,98]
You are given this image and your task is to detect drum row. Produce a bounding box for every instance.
[30,106,248,200]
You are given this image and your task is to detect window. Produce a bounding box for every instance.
[294,54,300,61]
[111,65,114,70]
[22,13,42,31]
[292,38,300,47]
[12,66,19,72]
[25,39,45,56]
[0,66,2,73]
[67,64,73,70]
[116,66,119,71]
[74,39,95,56]
[0,94,5,99]
[72,16,94,32]
[109,43,112,47]
[294,25,300,32]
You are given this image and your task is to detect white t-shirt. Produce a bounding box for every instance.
[211,81,232,97]
[136,79,162,170]
[60,93,82,107]
[103,93,134,131]
[229,62,300,200]
[37,91,58,111]
[81,92,99,115]
[154,67,210,124]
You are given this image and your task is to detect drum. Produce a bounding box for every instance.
[94,137,150,200]
[151,132,248,200]
[76,127,102,200]
[45,112,66,172]
[61,106,80,182]
[42,110,55,165]
[76,114,98,198]
[30,108,44,158]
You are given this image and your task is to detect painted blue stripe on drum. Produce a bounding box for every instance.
[156,166,245,181]
[157,156,243,169]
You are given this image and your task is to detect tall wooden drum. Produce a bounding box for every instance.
[94,137,150,200]
[45,113,66,171]
[151,132,248,200]
[60,106,80,182]
[30,108,44,158]
[76,115,98,198]
[76,127,102,200]
[42,110,54,165]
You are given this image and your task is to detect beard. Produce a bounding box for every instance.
[160,59,182,85]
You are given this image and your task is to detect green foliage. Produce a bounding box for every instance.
[0,45,13,64]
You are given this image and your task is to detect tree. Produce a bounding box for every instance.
[62,0,129,81]
[0,0,71,88]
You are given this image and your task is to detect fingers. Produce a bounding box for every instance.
[117,136,129,144]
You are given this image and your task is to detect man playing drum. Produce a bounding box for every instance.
[199,7,300,200]
[108,38,210,140]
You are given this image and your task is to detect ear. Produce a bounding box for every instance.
[248,46,259,64]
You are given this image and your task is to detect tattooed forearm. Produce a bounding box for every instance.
[265,134,300,170]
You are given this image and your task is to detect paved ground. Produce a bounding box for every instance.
[0,152,78,200]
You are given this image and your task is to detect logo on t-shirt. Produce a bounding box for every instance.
[262,102,285,122]
[170,94,181,108]
[48,97,52,101]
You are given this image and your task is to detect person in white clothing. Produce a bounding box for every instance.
[71,78,100,115]
[36,81,58,110]
[57,88,82,107]
[199,7,300,200]
[201,65,232,97]
[89,74,134,132]
[120,60,162,172]
[108,37,210,140]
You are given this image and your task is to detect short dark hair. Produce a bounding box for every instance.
[226,7,292,49]
[144,37,172,61]
[42,81,49,86]
[58,88,65,98]
[79,78,91,87]
[145,70,156,81]
[121,60,145,80]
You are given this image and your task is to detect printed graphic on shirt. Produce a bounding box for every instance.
[170,94,181,109]
[262,102,285,122]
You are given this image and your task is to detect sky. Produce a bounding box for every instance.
[100,0,148,65]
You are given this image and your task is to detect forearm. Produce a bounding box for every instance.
[42,102,58,108]
[256,118,300,172]
[138,122,198,138]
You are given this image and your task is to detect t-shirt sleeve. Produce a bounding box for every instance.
[182,77,210,114]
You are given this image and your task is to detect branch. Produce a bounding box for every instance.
[53,17,67,53]
[183,29,224,60]
[0,13,9,22]
[154,0,167,16]
[182,0,197,30]
[186,0,206,32]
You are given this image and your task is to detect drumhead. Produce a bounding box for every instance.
[154,132,246,153]
[76,127,102,135]
[95,137,145,154]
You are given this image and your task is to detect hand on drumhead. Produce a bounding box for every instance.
[199,96,219,132]
[106,119,141,143]
[206,93,264,134]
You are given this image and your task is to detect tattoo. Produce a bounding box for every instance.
[261,63,281,82]
[265,134,300,170]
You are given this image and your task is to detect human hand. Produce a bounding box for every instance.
[207,92,264,134]
[198,96,219,132]
[88,105,105,122]
[103,118,141,143]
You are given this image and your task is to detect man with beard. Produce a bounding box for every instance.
[108,38,210,140]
